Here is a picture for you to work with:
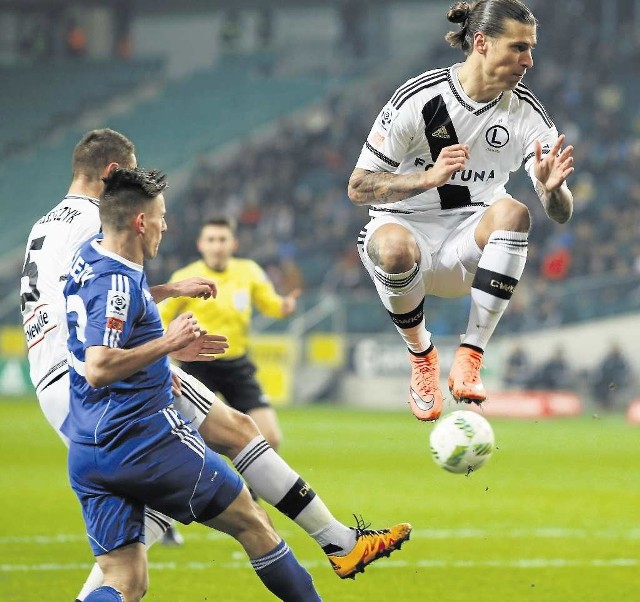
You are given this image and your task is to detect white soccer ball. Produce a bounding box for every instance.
[429,410,495,474]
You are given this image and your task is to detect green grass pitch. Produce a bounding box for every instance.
[1,398,639,601]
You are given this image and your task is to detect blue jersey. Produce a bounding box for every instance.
[62,236,172,444]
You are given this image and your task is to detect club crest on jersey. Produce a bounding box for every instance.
[485,125,510,148]
[106,290,130,321]
[379,105,396,131]
[106,317,124,332]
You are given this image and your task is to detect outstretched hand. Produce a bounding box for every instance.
[534,134,574,191]
[172,277,217,300]
[170,332,229,362]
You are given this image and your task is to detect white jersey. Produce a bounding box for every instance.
[20,195,101,392]
[356,63,556,215]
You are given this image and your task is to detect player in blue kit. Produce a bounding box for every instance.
[63,167,321,602]
[24,128,411,598]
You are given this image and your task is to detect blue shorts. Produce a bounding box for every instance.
[68,405,243,556]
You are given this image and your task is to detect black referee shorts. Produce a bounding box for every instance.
[179,356,270,414]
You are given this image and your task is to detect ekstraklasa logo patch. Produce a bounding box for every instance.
[106,289,130,321]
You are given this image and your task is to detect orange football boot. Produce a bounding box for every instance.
[327,518,412,579]
[448,346,487,405]
[408,347,443,421]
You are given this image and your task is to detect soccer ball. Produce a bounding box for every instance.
[429,410,495,474]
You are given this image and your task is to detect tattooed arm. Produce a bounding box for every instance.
[348,144,470,206]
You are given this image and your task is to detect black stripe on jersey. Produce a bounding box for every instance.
[514,85,554,128]
[393,76,448,110]
[391,69,448,108]
[447,70,474,112]
[274,477,317,520]
[369,206,413,214]
[446,70,504,115]
[365,141,400,168]
[356,227,368,246]
[474,93,503,116]
[235,439,271,474]
[523,147,550,165]
[390,69,448,105]
[39,369,68,393]
[36,359,68,392]
[422,94,472,210]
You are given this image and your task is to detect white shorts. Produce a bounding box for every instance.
[38,373,72,446]
[358,210,485,298]
[170,364,220,430]
[37,363,218,446]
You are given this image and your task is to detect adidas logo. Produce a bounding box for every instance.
[431,125,450,139]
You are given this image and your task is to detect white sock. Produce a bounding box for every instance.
[233,436,356,554]
[372,263,431,353]
[464,230,528,349]
[75,563,104,601]
[75,508,172,601]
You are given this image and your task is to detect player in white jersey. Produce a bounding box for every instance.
[349,0,574,421]
[21,129,411,600]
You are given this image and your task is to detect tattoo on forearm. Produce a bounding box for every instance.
[544,188,573,223]
[354,172,423,205]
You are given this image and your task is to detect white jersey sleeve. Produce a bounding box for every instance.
[355,98,419,173]
[514,84,559,191]
[355,70,451,174]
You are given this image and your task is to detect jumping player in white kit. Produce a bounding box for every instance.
[349,0,574,421]
[21,129,411,600]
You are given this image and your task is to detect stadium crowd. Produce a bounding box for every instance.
[149,0,640,334]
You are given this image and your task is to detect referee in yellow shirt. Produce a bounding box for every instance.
[159,218,299,452]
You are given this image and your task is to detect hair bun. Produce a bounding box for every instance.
[447,3,471,25]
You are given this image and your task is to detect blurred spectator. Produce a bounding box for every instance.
[536,346,573,391]
[66,19,87,58]
[503,345,534,390]
[591,344,633,410]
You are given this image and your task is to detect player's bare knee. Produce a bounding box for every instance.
[367,225,419,272]
[488,198,531,233]
[230,411,261,451]
[262,424,282,450]
[199,406,259,457]
[248,407,282,450]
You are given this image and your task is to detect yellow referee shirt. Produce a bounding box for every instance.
[159,258,285,360]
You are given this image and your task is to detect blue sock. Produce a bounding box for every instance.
[84,586,124,601]
[251,540,322,601]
